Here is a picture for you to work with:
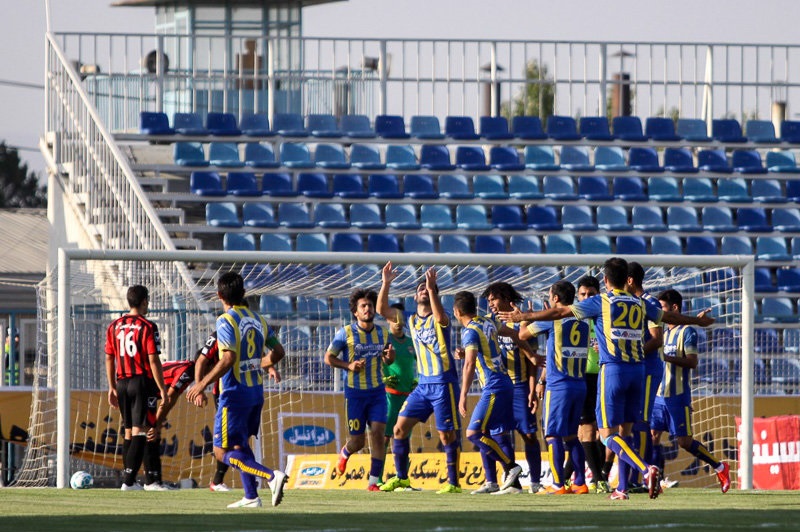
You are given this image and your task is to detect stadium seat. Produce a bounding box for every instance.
[546,115,581,140]
[712,118,747,143]
[737,207,771,232]
[594,146,629,172]
[596,205,631,231]
[223,232,255,251]
[280,142,314,168]
[296,233,329,252]
[206,112,241,136]
[720,235,753,255]
[259,296,294,319]
[312,203,349,228]
[174,142,208,166]
[685,235,717,255]
[474,235,505,254]
[367,234,400,253]
[612,176,646,201]
[489,146,525,171]
[578,176,613,201]
[628,147,664,172]
[682,177,717,202]
[404,174,438,198]
[420,144,455,171]
[667,206,702,232]
[375,115,410,139]
[314,144,350,169]
[508,175,543,199]
[239,113,273,137]
[262,172,295,197]
[208,142,245,167]
[296,296,331,319]
[385,203,420,230]
[491,205,526,231]
[751,179,785,203]
[651,235,683,255]
[701,206,736,232]
[509,235,542,254]
[350,203,385,229]
[784,329,800,353]
[340,114,376,138]
[760,297,795,323]
[385,145,419,170]
[776,267,800,292]
[472,174,508,199]
[439,234,471,254]
[480,116,514,140]
[745,120,779,144]
[616,235,647,255]
[349,144,384,170]
[579,116,614,141]
[545,234,577,254]
[524,145,559,170]
[273,113,308,136]
[279,326,313,349]
[698,149,732,173]
[755,236,791,261]
[306,114,342,137]
[242,202,278,228]
[368,174,402,199]
[676,118,711,142]
[766,150,800,173]
[732,150,767,174]
[645,117,681,141]
[773,208,800,232]
[663,147,698,173]
[404,234,436,253]
[543,175,578,200]
[331,233,364,253]
[420,204,455,230]
[612,116,648,141]
[456,204,492,230]
[580,235,612,254]
[173,112,208,135]
[190,171,225,195]
[788,181,800,202]
[445,116,479,140]
[632,205,667,232]
[754,267,776,292]
[647,176,682,201]
[278,203,313,228]
[527,205,562,231]
[410,115,444,139]
[780,120,800,143]
[297,172,332,197]
[332,173,367,199]
[438,174,473,199]
[511,116,547,140]
[139,111,173,135]
[206,202,241,227]
[244,142,280,168]
[561,205,595,231]
[559,146,594,172]
[792,237,800,259]
[226,171,260,196]
[455,146,490,171]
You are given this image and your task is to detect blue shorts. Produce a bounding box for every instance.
[544,382,586,438]
[398,381,461,432]
[641,355,664,424]
[468,386,513,434]
[214,400,263,449]
[650,395,693,437]
[345,387,388,435]
[596,363,645,429]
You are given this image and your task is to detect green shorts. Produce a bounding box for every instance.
[386,393,411,437]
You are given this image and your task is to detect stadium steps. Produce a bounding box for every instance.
[154,207,186,225]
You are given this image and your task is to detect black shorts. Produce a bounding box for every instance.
[579,372,599,425]
[117,375,159,429]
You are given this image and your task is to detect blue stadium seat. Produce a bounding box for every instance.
[350,144,385,170]
[375,115,410,139]
[628,147,664,172]
[262,173,295,197]
[527,205,562,231]
[745,120,779,144]
[751,179,785,203]
[385,145,419,170]
[766,150,800,173]
[278,203,313,228]
[350,203,385,229]
[296,233,329,252]
[682,177,716,202]
[280,142,314,168]
[445,116,479,140]
[439,234,470,254]
[701,206,736,232]
[561,205,595,231]
[612,176,646,201]
[712,118,747,143]
[367,234,400,253]
[685,235,717,255]
[755,236,791,261]
[455,146,489,171]
[508,175,543,199]
[208,142,245,167]
[776,267,800,292]
[489,146,525,171]
[509,235,542,254]
[545,234,578,254]
[616,235,647,255]
[698,149,732,173]
[559,146,594,172]
[543,175,578,200]
[760,297,795,323]
[580,235,612,254]
[632,205,667,232]
[306,114,342,137]
[676,118,711,142]
[579,116,614,141]
[480,116,514,140]
[456,204,492,230]
[242,202,278,228]
[773,208,800,232]
[139,111,174,135]
[420,204,455,230]
[663,147,698,173]
[223,232,255,251]
[754,267,776,292]
[332,173,367,199]
[491,205,526,231]
[296,296,331,319]
[385,203,420,230]
[546,115,581,140]
[780,120,800,143]
[594,146,629,172]
[331,233,364,253]
[244,142,280,168]
[647,176,682,201]
[190,171,225,195]
[438,174,473,199]
[206,202,241,227]
[475,235,505,254]
[173,112,207,135]
[645,117,681,141]
[524,145,559,170]
[241,263,273,291]
[314,144,350,169]
[511,116,547,140]
[732,150,767,174]
[279,326,313,350]
[788,181,800,202]
[239,113,273,137]
[273,113,308,136]
[368,174,402,199]
[784,329,800,353]
[737,207,770,232]
[174,142,208,166]
[340,114,376,138]
[578,176,613,201]
[612,116,648,141]
[667,206,702,232]
[720,235,753,255]
[472,174,507,199]
[420,145,455,171]
[312,203,349,228]
[754,328,781,354]
[260,295,294,319]
[226,171,260,196]
[404,174,438,199]
[206,112,241,136]
[651,235,683,255]
[297,172,332,197]
[410,115,444,139]
[596,205,631,231]
[404,234,436,253]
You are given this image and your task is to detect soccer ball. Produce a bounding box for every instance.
[70,470,93,490]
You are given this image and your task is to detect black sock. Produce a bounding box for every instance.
[143,439,162,485]
[563,458,575,481]
[122,438,131,470]
[582,441,604,484]
[124,435,146,486]
[602,459,614,482]
[213,460,230,485]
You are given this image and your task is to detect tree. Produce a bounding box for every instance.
[502,60,555,125]
[0,142,46,208]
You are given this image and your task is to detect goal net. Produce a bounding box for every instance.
[12,250,754,490]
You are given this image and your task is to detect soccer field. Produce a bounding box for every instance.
[1,488,798,531]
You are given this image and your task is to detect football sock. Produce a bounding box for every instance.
[444,440,461,486]
[213,460,229,485]
[688,440,721,469]
[652,444,665,472]
[525,437,542,485]
[495,433,516,468]
[546,437,566,487]
[617,459,629,492]
[122,438,131,470]
[604,434,648,475]
[480,446,498,484]
[123,433,146,486]
[223,447,275,482]
[566,438,586,486]
[340,444,352,460]
[467,434,511,468]
[369,457,383,479]
[143,439,162,485]
[582,441,603,483]
[393,437,410,479]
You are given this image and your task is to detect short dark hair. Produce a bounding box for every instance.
[453,291,477,316]
[217,272,246,305]
[603,257,629,289]
[480,282,524,304]
[628,261,645,288]
[127,285,149,308]
[658,289,683,311]
[349,288,378,316]
[551,280,576,305]
[577,275,601,292]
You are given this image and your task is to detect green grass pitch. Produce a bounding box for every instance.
[1,488,798,531]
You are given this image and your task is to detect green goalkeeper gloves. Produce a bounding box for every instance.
[382,375,399,388]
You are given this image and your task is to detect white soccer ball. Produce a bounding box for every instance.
[70,470,93,490]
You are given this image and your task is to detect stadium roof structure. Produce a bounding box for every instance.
[0,209,48,276]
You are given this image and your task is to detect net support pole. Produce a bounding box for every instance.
[739,259,754,490]
[57,248,71,488]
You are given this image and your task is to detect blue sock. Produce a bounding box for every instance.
[393,437,410,479]
[525,437,542,485]
[653,444,665,472]
[495,433,515,465]
[467,433,510,467]
[566,438,586,486]
[223,448,275,483]
[546,438,565,488]
[688,440,721,469]
[481,446,498,484]
[444,440,461,486]
[370,457,383,479]
[240,471,258,499]
[617,458,629,492]
[604,434,648,475]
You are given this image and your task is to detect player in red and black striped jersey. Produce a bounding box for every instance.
[105,285,168,491]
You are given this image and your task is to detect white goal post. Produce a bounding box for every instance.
[49,248,754,490]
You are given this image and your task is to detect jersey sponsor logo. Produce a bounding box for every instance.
[610,328,643,340]
[239,359,261,372]
[353,343,384,358]
[283,425,336,447]
[147,396,158,408]
[561,348,588,359]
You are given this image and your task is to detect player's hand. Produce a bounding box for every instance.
[381,343,395,364]
[186,383,203,405]
[267,365,282,383]
[497,303,525,323]
[382,375,399,388]
[696,313,715,327]
[425,267,438,293]
[192,392,208,408]
[108,389,118,409]
[382,261,399,284]
[453,347,465,360]
[535,383,545,402]
[458,395,468,418]
[411,380,418,391]
[349,359,366,372]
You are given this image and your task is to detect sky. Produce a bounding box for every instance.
[2,0,800,181]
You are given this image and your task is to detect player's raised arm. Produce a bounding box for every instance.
[377,261,401,322]
[426,267,449,326]
[497,302,573,323]
[661,311,715,327]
